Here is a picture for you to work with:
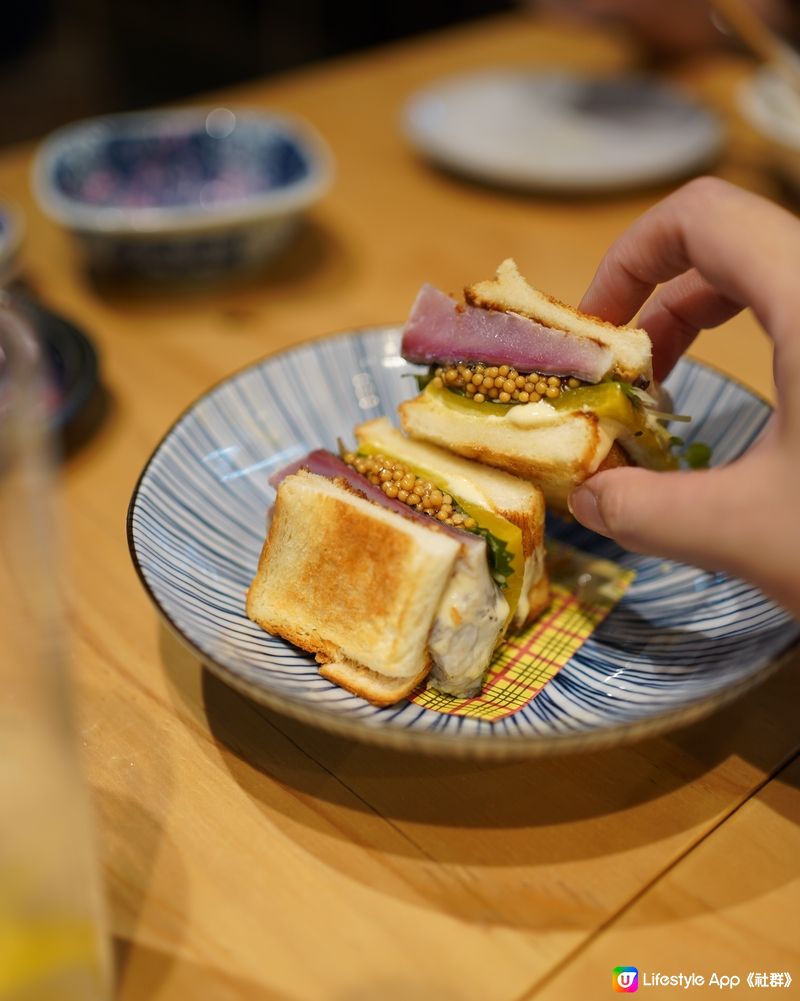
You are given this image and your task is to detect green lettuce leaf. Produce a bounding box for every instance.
[470,524,514,591]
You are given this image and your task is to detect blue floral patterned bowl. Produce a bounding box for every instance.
[32,107,333,278]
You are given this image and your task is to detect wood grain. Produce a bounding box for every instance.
[531,753,800,999]
[1,12,796,999]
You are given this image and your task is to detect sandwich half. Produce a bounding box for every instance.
[399,258,678,510]
[247,468,461,705]
[246,435,548,704]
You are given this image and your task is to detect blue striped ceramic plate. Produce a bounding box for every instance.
[127,326,799,758]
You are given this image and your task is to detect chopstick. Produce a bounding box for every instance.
[709,0,800,90]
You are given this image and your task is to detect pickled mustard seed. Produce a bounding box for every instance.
[429,363,586,404]
[342,452,476,529]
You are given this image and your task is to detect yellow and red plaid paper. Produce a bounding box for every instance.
[411,541,635,721]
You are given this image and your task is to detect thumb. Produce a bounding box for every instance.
[568,465,754,577]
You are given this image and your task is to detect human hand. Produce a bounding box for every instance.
[570,177,800,617]
[532,0,724,54]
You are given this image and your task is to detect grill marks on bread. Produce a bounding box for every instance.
[296,493,415,622]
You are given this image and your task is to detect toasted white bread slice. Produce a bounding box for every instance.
[466,259,652,385]
[246,470,460,704]
[354,417,549,625]
[399,389,621,512]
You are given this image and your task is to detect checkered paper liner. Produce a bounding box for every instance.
[411,541,635,721]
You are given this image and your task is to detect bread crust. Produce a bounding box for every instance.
[465,283,615,343]
[318,656,431,706]
[596,442,630,472]
[521,568,551,626]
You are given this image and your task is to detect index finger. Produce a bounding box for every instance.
[638,269,743,380]
[578,177,800,350]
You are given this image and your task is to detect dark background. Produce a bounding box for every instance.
[0,0,515,148]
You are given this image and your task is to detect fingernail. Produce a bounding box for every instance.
[568,486,610,537]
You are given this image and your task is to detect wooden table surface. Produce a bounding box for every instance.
[3,13,798,1000]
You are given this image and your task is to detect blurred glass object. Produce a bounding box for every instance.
[0,305,110,1000]
[740,64,800,194]
[0,204,22,288]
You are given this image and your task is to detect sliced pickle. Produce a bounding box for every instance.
[426,383,513,416]
[550,385,679,470]
[430,380,639,423]
[549,382,638,423]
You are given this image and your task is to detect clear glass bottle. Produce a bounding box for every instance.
[0,304,110,1000]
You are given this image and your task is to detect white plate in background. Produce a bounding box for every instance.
[404,70,725,192]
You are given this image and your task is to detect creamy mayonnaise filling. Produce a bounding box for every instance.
[427,543,508,697]
[503,399,562,427]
